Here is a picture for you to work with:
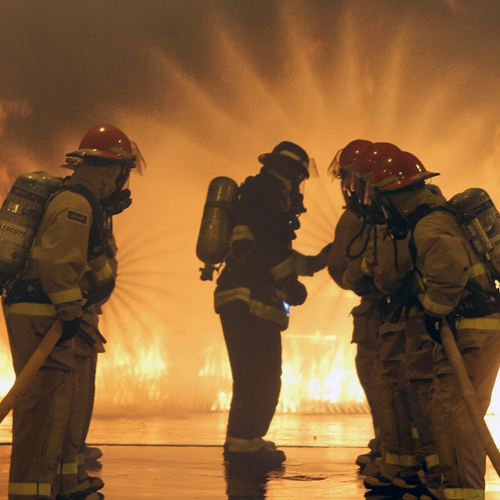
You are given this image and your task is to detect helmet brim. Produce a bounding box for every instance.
[376,171,440,192]
[66,148,136,165]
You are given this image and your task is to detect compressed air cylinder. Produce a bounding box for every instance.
[451,187,500,279]
[0,171,62,282]
[196,176,239,265]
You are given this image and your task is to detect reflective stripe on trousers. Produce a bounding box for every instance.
[9,482,51,498]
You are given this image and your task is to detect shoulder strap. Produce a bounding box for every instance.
[407,203,458,279]
[407,203,457,232]
[52,184,110,258]
[408,203,458,248]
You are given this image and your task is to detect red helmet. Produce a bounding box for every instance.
[327,139,372,179]
[66,124,140,167]
[372,151,439,192]
[355,142,401,179]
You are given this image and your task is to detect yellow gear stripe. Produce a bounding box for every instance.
[466,263,488,279]
[56,461,78,475]
[226,436,266,452]
[399,454,420,466]
[48,287,83,305]
[214,287,288,327]
[385,452,399,465]
[458,316,500,330]
[94,261,113,283]
[444,488,485,500]
[463,489,485,500]
[425,453,440,468]
[422,295,454,316]
[9,482,52,496]
[443,489,462,499]
[3,302,56,317]
[215,287,251,307]
[281,150,301,162]
[269,256,295,281]
[231,225,255,242]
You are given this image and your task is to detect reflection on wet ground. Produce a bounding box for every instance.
[1,413,500,499]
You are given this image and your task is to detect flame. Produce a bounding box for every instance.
[200,329,367,414]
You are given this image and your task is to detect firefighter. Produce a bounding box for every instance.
[3,124,143,500]
[347,145,441,499]
[326,139,385,473]
[214,141,326,470]
[359,217,441,499]
[371,150,500,500]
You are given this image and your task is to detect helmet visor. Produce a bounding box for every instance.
[364,180,376,206]
[131,142,146,176]
[327,149,343,179]
[307,158,319,178]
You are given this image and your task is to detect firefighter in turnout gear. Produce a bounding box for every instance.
[215,141,327,470]
[360,221,442,499]
[3,124,143,500]
[351,145,441,498]
[372,150,500,500]
[326,139,385,474]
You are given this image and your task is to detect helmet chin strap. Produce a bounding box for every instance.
[380,194,409,240]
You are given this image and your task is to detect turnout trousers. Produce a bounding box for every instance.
[4,304,75,500]
[432,313,500,500]
[219,300,282,442]
[59,310,103,495]
[376,321,418,477]
[404,311,440,476]
[59,352,98,495]
[351,297,382,452]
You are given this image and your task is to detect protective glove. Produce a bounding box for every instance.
[423,313,443,344]
[283,280,308,306]
[57,317,83,346]
[311,243,333,274]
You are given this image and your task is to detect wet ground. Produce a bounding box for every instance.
[1,413,500,499]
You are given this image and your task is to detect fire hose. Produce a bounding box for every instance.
[0,319,62,424]
[441,321,500,477]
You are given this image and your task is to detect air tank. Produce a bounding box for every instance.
[0,171,62,283]
[196,176,238,281]
[450,187,500,279]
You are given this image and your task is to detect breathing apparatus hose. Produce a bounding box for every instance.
[0,319,63,424]
[441,321,500,478]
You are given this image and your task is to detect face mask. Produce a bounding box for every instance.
[380,196,409,240]
[290,190,306,216]
[101,167,132,215]
[102,188,132,215]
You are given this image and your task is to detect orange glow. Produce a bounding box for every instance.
[2,5,500,418]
